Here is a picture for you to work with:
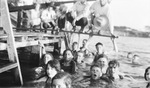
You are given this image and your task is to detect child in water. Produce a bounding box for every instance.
[94,54,108,74]
[93,42,105,63]
[51,72,72,88]
[72,42,78,60]
[90,64,111,87]
[60,49,76,74]
[144,66,150,88]
[132,54,141,65]
[106,60,124,81]
[34,53,54,79]
[45,59,63,87]
[75,51,87,76]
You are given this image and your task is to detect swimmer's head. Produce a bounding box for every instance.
[144,66,150,81]
[96,55,108,68]
[77,51,85,63]
[51,72,72,88]
[132,55,140,64]
[72,42,78,51]
[63,49,73,61]
[42,53,54,65]
[127,52,133,60]
[95,42,104,54]
[108,60,120,74]
[90,64,102,80]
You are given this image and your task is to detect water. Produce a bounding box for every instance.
[83,36,150,88]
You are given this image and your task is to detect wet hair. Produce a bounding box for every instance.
[95,42,103,47]
[90,64,100,70]
[108,60,120,67]
[133,54,139,58]
[144,66,150,81]
[93,54,108,63]
[46,59,60,69]
[40,53,54,65]
[62,49,73,57]
[97,54,108,61]
[51,72,72,87]
[127,52,133,58]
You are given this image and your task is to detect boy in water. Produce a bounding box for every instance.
[45,59,63,87]
[80,39,89,56]
[106,60,124,81]
[51,72,72,88]
[132,54,141,65]
[76,51,87,76]
[90,64,110,87]
[127,52,133,61]
[94,54,108,74]
[93,42,105,63]
[60,49,76,74]
[72,42,78,59]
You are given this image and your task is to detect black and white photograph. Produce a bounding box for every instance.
[0,0,150,87]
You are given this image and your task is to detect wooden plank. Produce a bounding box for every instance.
[0,39,59,50]
[15,39,59,48]
[0,63,18,73]
[9,5,34,12]
[59,30,118,38]
[0,32,64,39]
[2,0,23,85]
[8,0,95,12]
[13,27,118,38]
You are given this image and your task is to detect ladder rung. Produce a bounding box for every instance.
[0,63,18,73]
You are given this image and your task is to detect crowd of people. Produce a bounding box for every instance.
[31,39,139,88]
[12,0,114,35]
[8,0,150,88]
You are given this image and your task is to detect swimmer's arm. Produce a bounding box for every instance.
[119,72,135,81]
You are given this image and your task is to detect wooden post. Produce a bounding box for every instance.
[111,37,118,52]
[1,0,23,85]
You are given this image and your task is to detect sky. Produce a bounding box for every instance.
[110,0,150,31]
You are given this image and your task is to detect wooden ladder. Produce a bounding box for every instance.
[0,0,23,85]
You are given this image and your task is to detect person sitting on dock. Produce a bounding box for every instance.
[56,4,68,31]
[30,3,41,30]
[67,0,89,32]
[88,0,114,35]
[41,3,56,33]
[60,49,76,75]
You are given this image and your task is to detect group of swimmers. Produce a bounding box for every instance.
[32,40,132,88]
